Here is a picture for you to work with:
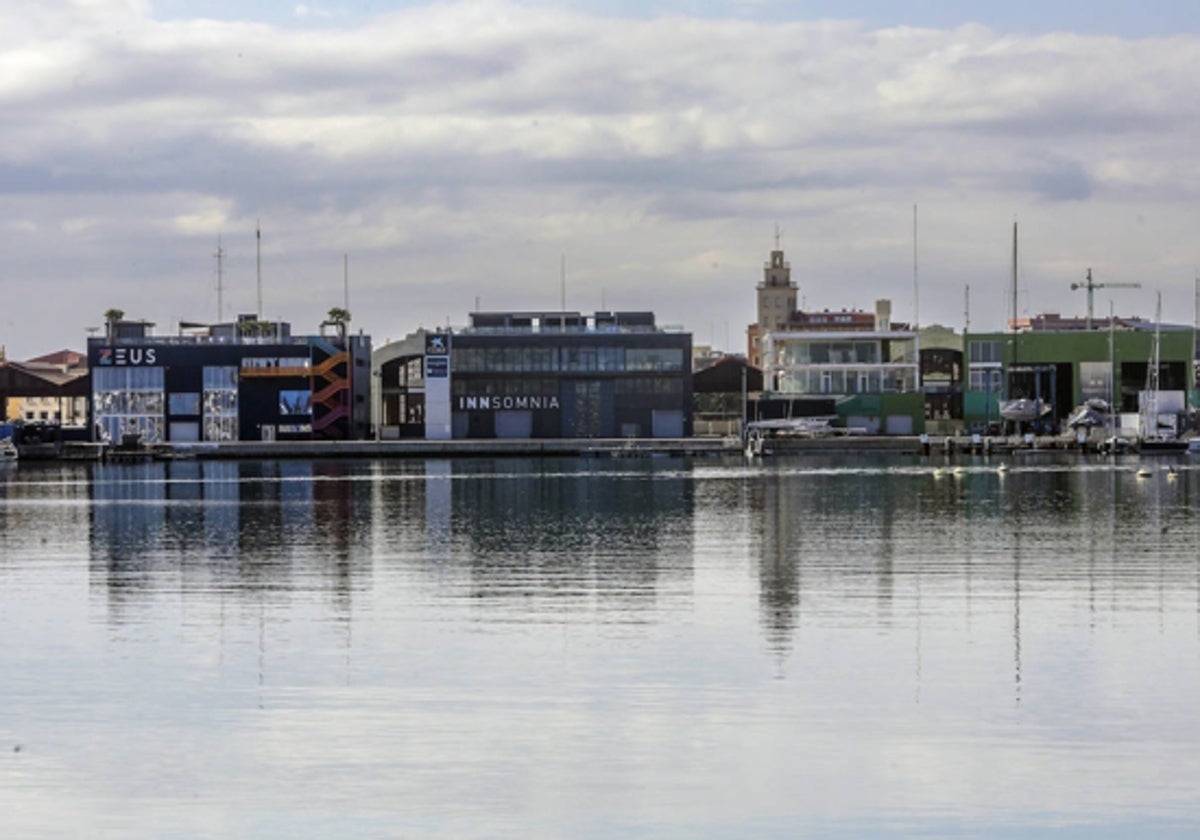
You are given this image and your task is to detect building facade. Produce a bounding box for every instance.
[755,297,925,434]
[963,319,1197,434]
[749,247,798,368]
[1,349,89,426]
[87,316,372,444]
[374,311,693,439]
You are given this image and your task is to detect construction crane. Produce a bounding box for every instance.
[1071,268,1141,330]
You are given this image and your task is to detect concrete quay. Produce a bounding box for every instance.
[149,436,745,460]
[62,433,1147,463]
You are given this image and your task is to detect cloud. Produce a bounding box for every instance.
[1,1,1199,357]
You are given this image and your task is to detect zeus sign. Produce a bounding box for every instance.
[97,347,158,366]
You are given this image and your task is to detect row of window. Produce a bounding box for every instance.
[451,377,683,398]
[776,369,917,395]
[450,346,684,373]
[92,366,241,443]
[969,341,1002,363]
[775,341,882,365]
[967,369,1004,392]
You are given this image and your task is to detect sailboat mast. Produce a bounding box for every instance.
[1145,292,1162,439]
[1011,222,1018,332]
[912,204,920,331]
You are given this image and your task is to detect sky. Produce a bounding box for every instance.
[4,0,1200,358]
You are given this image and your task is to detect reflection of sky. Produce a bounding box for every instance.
[1,456,1199,835]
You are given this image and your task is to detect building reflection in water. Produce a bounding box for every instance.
[88,459,373,628]
[433,458,695,619]
[82,454,1200,672]
[744,456,1200,698]
[88,456,696,627]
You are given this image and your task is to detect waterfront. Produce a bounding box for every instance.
[2,454,1200,837]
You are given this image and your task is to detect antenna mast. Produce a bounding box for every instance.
[215,235,225,323]
[343,253,349,315]
[256,222,262,318]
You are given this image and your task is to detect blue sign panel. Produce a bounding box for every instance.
[426,356,449,379]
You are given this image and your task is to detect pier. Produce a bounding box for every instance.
[35,432,1153,463]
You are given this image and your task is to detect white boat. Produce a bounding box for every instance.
[1138,292,1187,452]
[998,398,1051,423]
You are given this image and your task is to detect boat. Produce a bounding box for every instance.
[999,398,1051,423]
[742,415,844,456]
[1066,398,1110,429]
[1138,292,1189,453]
[1140,436,1189,453]
[11,421,62,460]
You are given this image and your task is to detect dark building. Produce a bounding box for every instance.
[87,315,372,444]
[920,346,964,427]
[692,355,761,436]
[376,311,693,439]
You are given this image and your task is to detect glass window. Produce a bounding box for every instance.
[92,365,165,444]
[625,348,682,372]
[969,341,1002,363]
[597,347,623,371]
[855,342,878,363]
[969,369,1004,392]
[279,390,311,415]
[203,366,238,441]
[169,392,201,415]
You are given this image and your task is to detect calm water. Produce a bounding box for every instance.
[2,453,1200,838]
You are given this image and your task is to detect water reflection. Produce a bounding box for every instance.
[438,459,694,615]
[3,454,1200,835]
[86,460,375,626]
[80,457,697,627]
[3,454,1197,649]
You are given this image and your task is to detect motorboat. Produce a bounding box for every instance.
[1066,399,1110,429]
[999,398,1051,423]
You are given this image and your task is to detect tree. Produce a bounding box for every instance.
[326,307,351,338]
[104,308,125,339]
[239,319,274,339]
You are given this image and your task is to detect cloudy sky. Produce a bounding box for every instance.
[4,0,1200,358]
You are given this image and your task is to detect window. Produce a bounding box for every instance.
[968,369,1003,392]
[969,341,1002,363]
[626,348,683,372]
[203,366,238,441]
[279,390,311,415]
[92,365,165,444]
[169,392,201,415]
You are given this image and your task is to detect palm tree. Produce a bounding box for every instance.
[326,307,351,338]
[104,308,125,339]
